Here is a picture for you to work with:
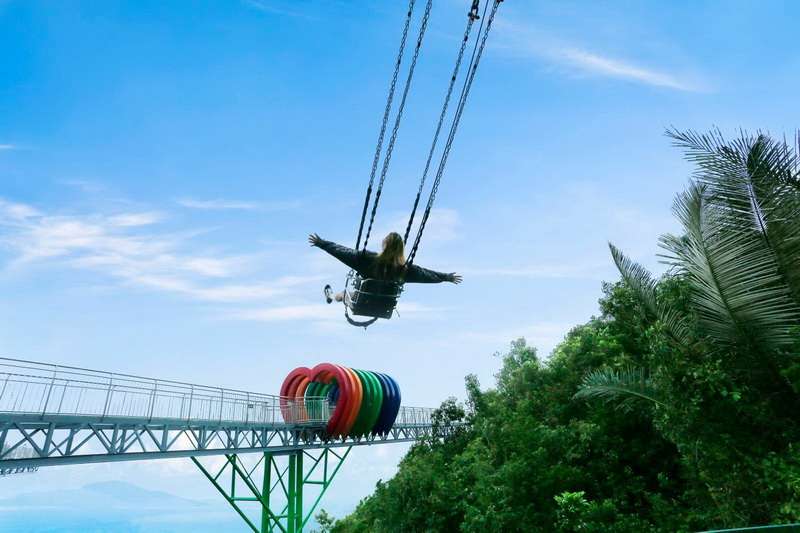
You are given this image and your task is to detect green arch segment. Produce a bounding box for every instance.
[347,370,382,437]
[304,381,337,421]
[361,370,384,435]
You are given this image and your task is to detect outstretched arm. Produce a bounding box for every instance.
[404,263,462,284]
[309,234,367,272]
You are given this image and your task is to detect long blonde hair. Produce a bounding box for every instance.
[374,232,406,280]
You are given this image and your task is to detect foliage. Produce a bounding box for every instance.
[313,509,336,533]
[332,130,800,531]
[335,323,686,532]
[580,130,800,526]
[574,367,665,409]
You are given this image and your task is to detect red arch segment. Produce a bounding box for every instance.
[280,364,401,438]
[279,367,311,422]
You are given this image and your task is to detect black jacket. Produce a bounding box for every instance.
[315,238,452,283]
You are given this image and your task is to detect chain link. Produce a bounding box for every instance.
[361,0,434,252]
[356,0,417,250]
[407,0,502,265]
[404,3,480,246]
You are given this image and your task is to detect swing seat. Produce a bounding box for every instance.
[345,275,403,320]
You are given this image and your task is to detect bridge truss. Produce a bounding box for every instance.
[0,358,452,532]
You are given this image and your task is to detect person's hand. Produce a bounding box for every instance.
[308,233,323,247]
[448,273,463,284]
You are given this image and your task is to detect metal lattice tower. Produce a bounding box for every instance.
[193,448,351,533]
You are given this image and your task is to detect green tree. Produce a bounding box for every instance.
[314,509,336,533]
[337,316,686,532]
[577,130,800,527]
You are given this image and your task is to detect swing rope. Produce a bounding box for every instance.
[407,0,502,265]
[403,0,482,246]
[361,0,434,252]
[355,0,418,251]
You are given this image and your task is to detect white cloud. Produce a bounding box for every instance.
[0,199,41,221]
[462,261,610,281]
[164,276,323,303]
[108,212,162,227]
[373,208,461,249]
[411,208,460,245]
[555,48,699,92]
[233,304,337,322]
[396,301,447,314]
[0,144,16,151]
[496,20,706,92]
[242,0,311,19]
[233,299,444,323]
[0,198,319,305]
[59,179,107,194]
[176,198,301,211]
[464,321,576,357]
[176,198,259,210]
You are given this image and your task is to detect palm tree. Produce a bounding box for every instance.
[575,129,800,406]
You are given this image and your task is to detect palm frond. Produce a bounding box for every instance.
[574,367,665,409]
[659,183,800,351]
[657,303,693,348]
[609,243,657,317]
[667,128,800,302]
[610,243,692,348]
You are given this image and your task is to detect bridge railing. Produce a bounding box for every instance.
[0,358,330,425]
[395,406,435,426]
[0,358,440,430]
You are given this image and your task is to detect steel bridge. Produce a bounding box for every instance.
[0,358,456,532]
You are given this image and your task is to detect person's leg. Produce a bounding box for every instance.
[324,285,346,304]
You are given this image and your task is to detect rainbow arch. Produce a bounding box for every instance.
[280,364,401,438]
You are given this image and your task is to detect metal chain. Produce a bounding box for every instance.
[361,0,434,252]
[355,0,417,250]
[407,0,501,265]
[403,1,481,246]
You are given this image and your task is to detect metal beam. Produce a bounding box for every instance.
[195,448,352,532]
[0,418,455,468]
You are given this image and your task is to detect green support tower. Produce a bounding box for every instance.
[193,447,352,532]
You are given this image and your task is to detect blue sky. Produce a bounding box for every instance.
[1,0,799,527]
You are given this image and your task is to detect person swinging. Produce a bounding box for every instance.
[309,231,462,305]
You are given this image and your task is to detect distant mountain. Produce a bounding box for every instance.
[0,480,241,533]
[84,480,207,508]
[0,479,207,511]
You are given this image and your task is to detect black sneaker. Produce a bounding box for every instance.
[324,284,333,304]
